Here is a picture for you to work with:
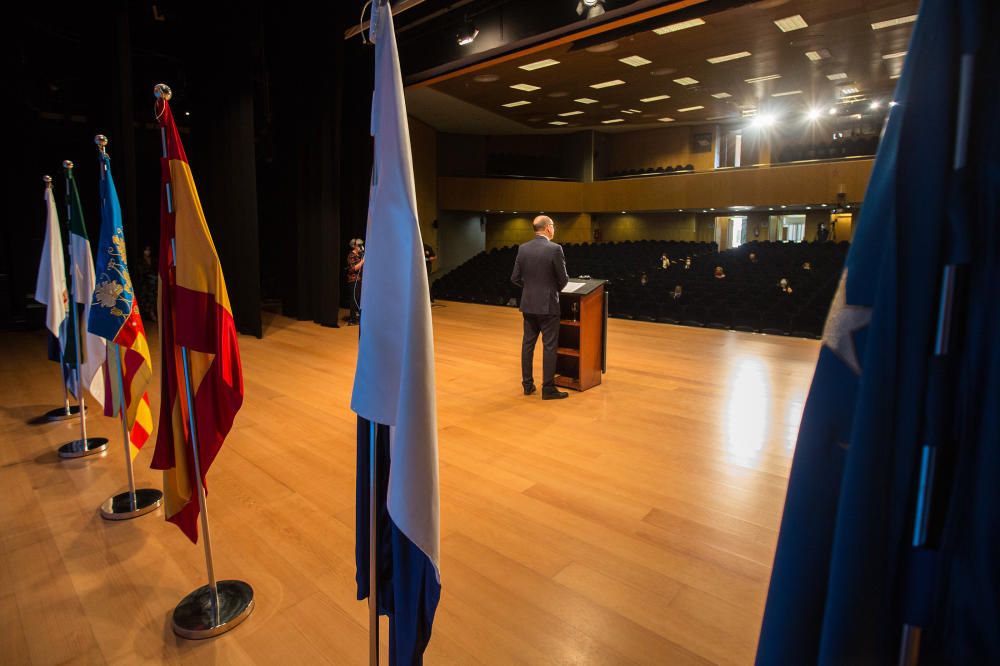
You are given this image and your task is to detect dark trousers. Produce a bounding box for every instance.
[521,313,560,390]
[348,279,361,321]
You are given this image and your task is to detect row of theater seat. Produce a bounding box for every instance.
[432,239,848,339]
[775,136,879,163]
[605,164,695,178]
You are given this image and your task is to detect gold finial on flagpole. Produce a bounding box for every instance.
[62,160,74,171]
[153,83,172,101]
[43,175,52,187]
[95,134,109,156]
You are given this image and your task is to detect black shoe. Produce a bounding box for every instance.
[542,389,569,400]
[523,384,536,395]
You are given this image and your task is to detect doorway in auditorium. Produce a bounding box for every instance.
[768,214,806,242]
[714,216,748,250]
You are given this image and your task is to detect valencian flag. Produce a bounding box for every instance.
[757,0,1000,663]
[351,2,441,663]
[88,151,153,459]
[150,93,244,543]
[35,179,74,388]
[66,165,106,406]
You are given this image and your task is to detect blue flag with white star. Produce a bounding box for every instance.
[757,0,1000,662]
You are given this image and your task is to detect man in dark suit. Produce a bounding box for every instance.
[511,215,570,400]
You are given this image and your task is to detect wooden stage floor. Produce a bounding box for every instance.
[0,301,820,665]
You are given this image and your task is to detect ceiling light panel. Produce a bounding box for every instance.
[677,106,704,112]
[652,18,705,35]
[805,50,824,61]
[882,51,907,59]
[745,74,781,83]
[558,110,584,116]
[548,121,568,125]
[707,51,752,64]
[871,15,917,30]
[673,77,699,85]
[601,118,625,124]
[519,59,560,71]
[658,117,675,122]
[619,55,652,67]
[711,92,732,99]
[640,94,671,102]
[590,80,626,89]
[826,72,848,80]
[510,83,540,92]
[621,109,641,114]
[774,15,808,32]
[502,100,531,108]
[771,90,802,97]
[574,97,599,104]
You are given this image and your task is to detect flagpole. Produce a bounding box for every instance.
[370,419,379,666]
[897,52,975,666]
[155,83,253,640]
[42,176,82,423]
[94,135,163,520]
[58,160,108,459]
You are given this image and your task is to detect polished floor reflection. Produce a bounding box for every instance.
[0,302,819,664]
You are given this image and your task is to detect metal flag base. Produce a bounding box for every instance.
[100,488,163,521]
[43,405,83,422]
[172,580,255,640]
[58,437,109,458]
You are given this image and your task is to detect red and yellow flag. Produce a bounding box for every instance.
[151,96,244,543]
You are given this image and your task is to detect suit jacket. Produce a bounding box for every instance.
[511,235,570,315]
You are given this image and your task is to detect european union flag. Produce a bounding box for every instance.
[757,0,1000,663]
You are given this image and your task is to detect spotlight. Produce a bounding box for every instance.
[869,100,881,110]
[806,108,821,120]
[751,113,776,128]
[457,20,479,45]
[828,107,838,115]
[889,100,899,107]
[576,0,606,19]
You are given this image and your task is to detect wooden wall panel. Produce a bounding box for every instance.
[440,158,873,213]
[409,116,439,247]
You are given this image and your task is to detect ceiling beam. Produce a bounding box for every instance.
[344,0,430,40]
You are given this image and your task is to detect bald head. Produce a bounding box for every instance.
[533,215,554,239]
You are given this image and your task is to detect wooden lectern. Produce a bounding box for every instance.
[555,279,608,392]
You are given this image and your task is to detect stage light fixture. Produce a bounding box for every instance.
[807,108,822,120]
[457,20,479,46]
[869,100,881,110]
[577,0,606,20]
[828,107,838,115]
[751,113,776,128]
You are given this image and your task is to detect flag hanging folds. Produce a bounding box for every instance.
[757,0,1000,663]
[35,180,77,393]
[88,152,153,459]
[35,182,68,342]
[66,167,106,406]
[150,95,244,543]
[351,2,441,663]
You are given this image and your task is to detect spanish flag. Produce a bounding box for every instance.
[88,151,153,459]
[151,94,244,543]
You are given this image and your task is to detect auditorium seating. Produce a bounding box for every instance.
[432,239,849,338]
[775,135,879,163]
[605,164,694,178]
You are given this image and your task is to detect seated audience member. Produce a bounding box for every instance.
[778,277,793,294]
[802,261,812,271]
[684,257,692,270]
[671,285,683,301]
[749,252,758,264]
[639,272,649,287]
[660,254,670,269]
[714,266,726,279]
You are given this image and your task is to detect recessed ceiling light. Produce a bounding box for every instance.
[745,74,781,83]
[548,121,568,126]
[774,15,808,32]
[510,83,540,92]
[585,41,619,53]
[673,77,699,86]
[502,100,531,108]
[890,74,901,79]
[473,73,499,83]
[706,115,733,121]
[621,109,641,114]
[807,108,822,120]
[781,205,786,208]
[804,51,824,61]
[882,51,907,60]
[591,79,626,89]
[839,86,859,95]
[547,91,570,98]
[707,51,752,64]
[558,110,584,116]
[652,17,705,35]
[519,59,560,71]
[602,118,625,124]
[658,117,675,122]
[828,107,838,115]
[806,206,812,210]
[649,67,677,77]
[574,97,599,104]
[826,72,848,80]
[751,113,776,128]
[677,106,704,112]
[621,211,627,214]
[601,103,620,109]
[889,101,899,107]
[640,94,671,102]
[619,55,652,67]
[772,90,803,97]
[871,15,917,30]
[711,92,732,99]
